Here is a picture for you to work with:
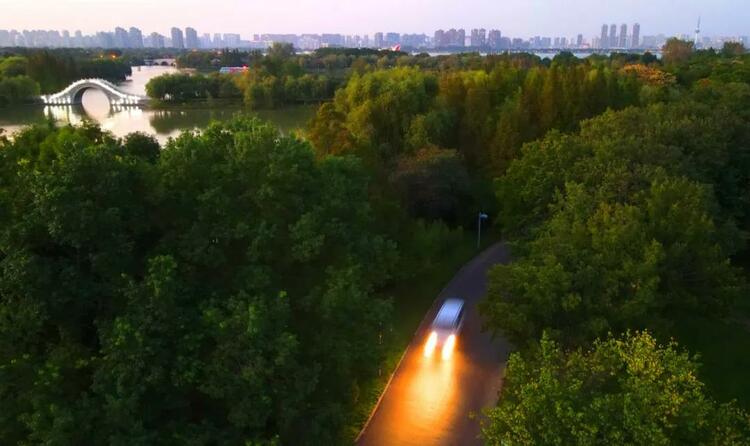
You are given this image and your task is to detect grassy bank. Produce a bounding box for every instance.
[343,230,499,443]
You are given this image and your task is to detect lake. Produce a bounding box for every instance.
[0,66,316,144]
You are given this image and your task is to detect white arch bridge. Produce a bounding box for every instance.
[40,78,148,106]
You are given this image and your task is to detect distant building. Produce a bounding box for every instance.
[200,33,212,48]
[223,33,241,47]
[185,27,199,48]
[470,28,486,47]
[609,24,617,48]
[402,34,428,48]
[385,32,400,46]
[114,27,130,48]
[641,34,667,49]
[576,34,584,47]
[631,23,641,48]
[433,30,444,47]
[129,27,143,48]
[374,32,384,48]
[442,29,465,47]
[488,29,502,49]
[322,33,345,46]
[170,27,184,48]
[97,31,115,48]
[149,32,165,48]
[619,24,628,48]
[600,24,609,49]
[0,30,10,47]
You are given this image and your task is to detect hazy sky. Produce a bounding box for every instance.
[1,0,747,38]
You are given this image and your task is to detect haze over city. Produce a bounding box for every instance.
[0,0,748,37]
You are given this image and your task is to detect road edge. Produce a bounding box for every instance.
[354,243,502,444]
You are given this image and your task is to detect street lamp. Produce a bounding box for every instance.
[477,212,489,249]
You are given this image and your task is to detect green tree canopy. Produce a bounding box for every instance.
[0,118,397,444]
[481,331,750,445]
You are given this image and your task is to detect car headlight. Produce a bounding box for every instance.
[441,334,456,360]
[424,331,438,357]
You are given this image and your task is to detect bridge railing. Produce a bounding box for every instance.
[40,78,148,105]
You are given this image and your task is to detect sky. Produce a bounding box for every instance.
[0,0,748,39]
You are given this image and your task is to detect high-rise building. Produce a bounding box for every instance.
[374,32,384,48]
[200,33,212,48]
[114,27,130,48]
[445,29,459,46]
[170,27,184,48]
[619,24,628,48]
[576,34,584,47]
[631,23,641,48]
[433,30,444,47]
[401,34,427,48]
[73,30,83,47]
[609,24,617,48]
[213,33,223,47]
[470,28,486,47]
[600,24,609,49]
[223,33,240,47]
[457,29,466,46]
[384,32,400,46]
[128,27,143,48]
[97,31,115,48]
[185,27,199,48]
[488,29,502,49]
[149,32,165,48]
[0,30,10,47]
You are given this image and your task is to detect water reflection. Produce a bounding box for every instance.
[0,66,315,144]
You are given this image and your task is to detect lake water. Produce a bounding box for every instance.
[0,66,316,144]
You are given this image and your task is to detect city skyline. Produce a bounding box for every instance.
[3,23,748,52]
[0,0,747,38]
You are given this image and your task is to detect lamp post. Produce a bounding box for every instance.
[477,212,489,249]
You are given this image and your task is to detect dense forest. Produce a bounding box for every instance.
[2,39,750,444]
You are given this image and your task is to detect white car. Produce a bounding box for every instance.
[424,298,466,360]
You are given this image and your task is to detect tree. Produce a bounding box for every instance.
[481,331,750,445]
[487,101,750,348]
[662,38,695,65]
[0,118,397,444]
[0,56,28,77]
[390,146,472,223]
[722,42,746,57]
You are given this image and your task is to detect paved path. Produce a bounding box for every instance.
[357,243,512,446]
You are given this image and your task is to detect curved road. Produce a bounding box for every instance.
[357,243,512,446]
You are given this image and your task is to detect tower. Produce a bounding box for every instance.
[694,17,701,47]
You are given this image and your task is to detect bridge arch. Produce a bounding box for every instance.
[40,79,147,106]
